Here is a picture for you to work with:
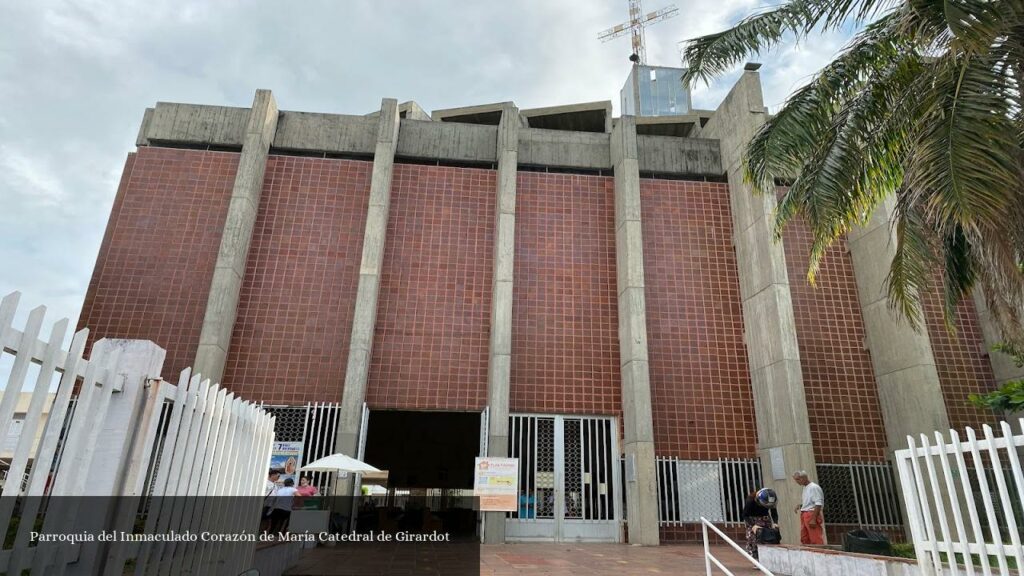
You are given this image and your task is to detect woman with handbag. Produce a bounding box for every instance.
[742,488,780,560]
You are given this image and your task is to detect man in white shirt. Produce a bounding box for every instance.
[265,470,280,496]
[269,478,297,534]
[262,470,281,532]
[792,470,825,545]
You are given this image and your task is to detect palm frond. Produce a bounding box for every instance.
[904,50,1020,237]
[680,0,899,85]
[887,195,939,329]
[686,0,1024,335]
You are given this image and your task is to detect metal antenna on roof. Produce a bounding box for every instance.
[597,0,679,65]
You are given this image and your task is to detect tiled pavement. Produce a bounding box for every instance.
[287,542,765,575]
[480,543,761,575]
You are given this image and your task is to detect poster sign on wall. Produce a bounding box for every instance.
[269,441,303,487]
[474,457,519,512]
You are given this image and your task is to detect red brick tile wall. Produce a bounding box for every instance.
[83,153,136,314]
[922,293,997,431]
[511,172,621,416]
[640,180,756,459]
[78,147,239,377]
[781,217,889,462]
[366,163,495,411]
[221,156,372,405]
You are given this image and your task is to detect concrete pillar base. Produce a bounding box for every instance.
[758,443,815,546]
[623,440,659,545]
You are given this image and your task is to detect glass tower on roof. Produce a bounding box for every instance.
[620,64,691,117]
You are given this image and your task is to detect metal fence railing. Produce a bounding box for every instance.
[260,402,342,495]
[656,457,761,525]
[701,517,774,576]
[656,456,905,532]
[817,462,903,530]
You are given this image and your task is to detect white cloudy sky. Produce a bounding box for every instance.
[0,0,853,333]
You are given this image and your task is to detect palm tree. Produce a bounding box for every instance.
[680,0,1024,344]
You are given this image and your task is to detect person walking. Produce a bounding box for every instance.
[792,470,825,545]
[742,488,779,559]
[269,478,298,534]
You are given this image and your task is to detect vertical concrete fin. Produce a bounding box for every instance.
[483,104,519,543]
[611,115,659,545]
[247,89,279,142]
[848,196,952,536]
[377,98,400,144]
[972,289,1024,387]
[335,98,401,476]
[708,71,816,545]
[848,196,950,446]
[611,115,638,162]
[194,89,278,384]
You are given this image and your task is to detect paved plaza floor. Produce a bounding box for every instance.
[287,542,763,575]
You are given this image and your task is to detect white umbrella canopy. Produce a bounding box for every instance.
[300,453,381,474]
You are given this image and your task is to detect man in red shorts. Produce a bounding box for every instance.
[792,470,825,545]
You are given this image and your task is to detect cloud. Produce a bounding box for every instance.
[0,145,66,207]
[0,0,851,332]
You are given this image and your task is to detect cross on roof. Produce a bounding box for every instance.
[597,0,679,65]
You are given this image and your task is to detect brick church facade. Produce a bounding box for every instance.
[77,68,1009,545]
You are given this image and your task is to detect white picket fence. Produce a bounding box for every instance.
[895,420,1024,576]
[0,290,276,575]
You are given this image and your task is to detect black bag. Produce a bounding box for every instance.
[757,526,782,545]
[843,529,892,555]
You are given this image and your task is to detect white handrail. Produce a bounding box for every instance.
[701,516,775,576]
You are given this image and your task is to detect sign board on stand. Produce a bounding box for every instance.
[474,457,519,512]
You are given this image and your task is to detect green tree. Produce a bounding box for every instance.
[969,343,1024,413]
[680,0,1024,344]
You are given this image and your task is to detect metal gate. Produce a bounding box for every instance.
[505,414,620,542]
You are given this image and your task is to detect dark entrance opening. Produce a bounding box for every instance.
[360,410,480,538]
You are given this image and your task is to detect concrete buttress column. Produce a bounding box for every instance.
[334,99,400,482]
[611,116,659,546]
[701,69,816,545]
[848,196,950,446]
[848,197,951,537]
[483,104,519,543]
[972,290,1024,388]
[194,90,278,382]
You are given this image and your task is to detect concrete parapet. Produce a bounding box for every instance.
[134,98,725,177]
[636,135,722,176]
[518,128,610,170]
[143,102,250,147]
[273,112,377,154]
[395,119,497,163]
[135,108,154,147]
